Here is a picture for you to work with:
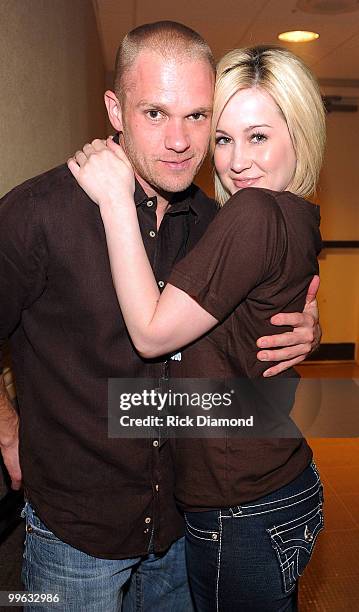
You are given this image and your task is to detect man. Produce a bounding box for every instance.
[0,21,319,611]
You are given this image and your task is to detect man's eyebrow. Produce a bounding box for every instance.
[137,101,212,114]
[137,100,164,108]
[190,107,213,114]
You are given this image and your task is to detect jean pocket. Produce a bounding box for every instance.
[267,502,324,593]
[22,502,60,543]
[184,515,220,543]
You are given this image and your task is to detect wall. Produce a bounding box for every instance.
[316,110,359,349]
[0,0,106,197]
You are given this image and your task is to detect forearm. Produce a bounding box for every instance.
[100,200,161,353]
[0,373,19,448]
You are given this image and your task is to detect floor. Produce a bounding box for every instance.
[296,362,359,612]
[0,362,358,611]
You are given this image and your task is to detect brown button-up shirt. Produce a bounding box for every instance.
[0,164,217,558]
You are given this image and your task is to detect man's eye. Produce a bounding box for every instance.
[146,110,162,120]
[189,113,206,121]
[215,136,232,145]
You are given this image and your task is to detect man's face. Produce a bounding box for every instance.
[118,51,214,195]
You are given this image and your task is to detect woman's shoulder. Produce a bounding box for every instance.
[218,187,284,225]
[225,186,281,207]
[222,188,319,218]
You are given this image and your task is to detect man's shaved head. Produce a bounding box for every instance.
[114,20,215,102]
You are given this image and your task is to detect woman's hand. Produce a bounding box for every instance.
[67,137,135,209]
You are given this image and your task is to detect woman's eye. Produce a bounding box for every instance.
[251,132,267,144]
[215,136,232,145]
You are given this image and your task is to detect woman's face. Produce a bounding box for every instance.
[214,88,297,195]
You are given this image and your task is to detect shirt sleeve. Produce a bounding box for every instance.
[169,188,288,322]
[0,184,47,371]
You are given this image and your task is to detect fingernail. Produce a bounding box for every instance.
[258,339,268,348]
[263,370,272,378]
[259,352,269,361]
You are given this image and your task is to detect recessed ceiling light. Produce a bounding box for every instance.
[278,30,320,43]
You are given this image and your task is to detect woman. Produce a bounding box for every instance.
[69,46,325,611]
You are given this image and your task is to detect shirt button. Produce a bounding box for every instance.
[155,484,159,492]
[147,200,154,207]
[158,280,165,288]
[153,440,159,447]
[144,528,149,534]
[149,230,156,238]
[145,517,151,524]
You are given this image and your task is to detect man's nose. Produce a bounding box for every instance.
[164,120,190,153]
[230,144,252,173]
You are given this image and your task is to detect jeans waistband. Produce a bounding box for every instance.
[224,462,322,518]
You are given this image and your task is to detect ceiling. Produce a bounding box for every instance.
[92,0,359,95]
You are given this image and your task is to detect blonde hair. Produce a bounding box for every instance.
[212,46,326,204]
[114,21,215,102]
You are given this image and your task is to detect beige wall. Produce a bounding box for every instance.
[0,0,106,197]
[317,112,359,240]
[316,111,359,348]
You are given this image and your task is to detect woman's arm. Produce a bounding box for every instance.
[67,139,218,357]
[99,200,218,357]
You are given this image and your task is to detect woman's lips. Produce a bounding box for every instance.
[232,177,261,188]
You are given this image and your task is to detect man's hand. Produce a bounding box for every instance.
[1,435,22,490]
[0,375,22,490]
[257,276,321,377]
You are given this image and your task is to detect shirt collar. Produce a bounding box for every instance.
[134,179,203,218]
[113,133,202,218]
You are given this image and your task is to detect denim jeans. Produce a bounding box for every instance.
[185,462,324,612]
[21,502,194,611]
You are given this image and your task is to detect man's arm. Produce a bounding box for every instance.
[0,374,21,490]
[257,276,321,377]
[0,182,47,489]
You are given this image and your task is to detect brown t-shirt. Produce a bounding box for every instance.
[169,187,322,509]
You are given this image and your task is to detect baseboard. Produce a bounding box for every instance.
[306,343,355,361]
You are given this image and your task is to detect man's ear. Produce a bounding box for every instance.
[104,90,123,132]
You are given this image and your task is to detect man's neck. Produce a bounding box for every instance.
[135,174,171,229]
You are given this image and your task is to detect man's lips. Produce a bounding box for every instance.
[159,158,193,170]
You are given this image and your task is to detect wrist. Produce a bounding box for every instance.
[0,415,19,448]
[98,192,134,211]
[0,409,19,449]
[99,196,137,224]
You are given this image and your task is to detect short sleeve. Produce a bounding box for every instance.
[0,184,47,370]
[169,188,287,321]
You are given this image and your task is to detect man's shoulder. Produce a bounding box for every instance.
[0,164,90,222]
[6,163,77,200]
[189,183,219,219]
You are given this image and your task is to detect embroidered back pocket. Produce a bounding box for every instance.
[267,502,324,593]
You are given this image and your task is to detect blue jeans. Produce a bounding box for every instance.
[185,462,324,612]
[21,502,194,611]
